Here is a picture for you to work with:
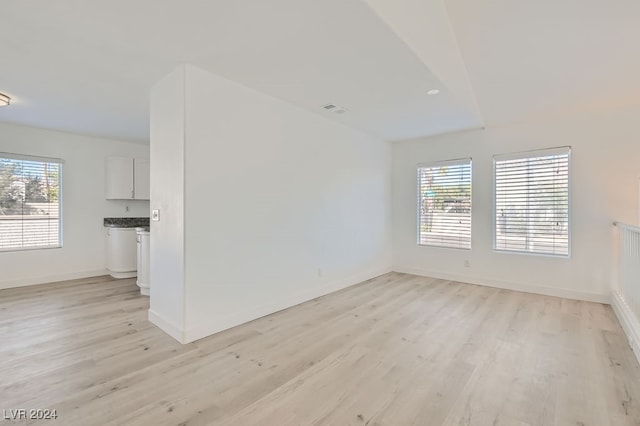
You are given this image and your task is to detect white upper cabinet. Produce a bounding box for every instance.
[105,157,134,199]
[105,157,150,200]
[134,158,150,200]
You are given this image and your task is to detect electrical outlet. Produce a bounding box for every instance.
[125,205,130,213]
[151,209,160,221]
[464,260,470,268]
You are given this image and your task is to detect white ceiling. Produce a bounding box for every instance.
[447,0,640,126]
[0,0,481,143]
[0,1,638,143]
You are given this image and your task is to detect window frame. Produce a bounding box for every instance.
[492,146,571,257]
[416,157,472,250]
[0,152,64,252]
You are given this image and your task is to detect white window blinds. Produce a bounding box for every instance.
[0,153,63,251]
[417,159,472,249]
[494,147,570,256]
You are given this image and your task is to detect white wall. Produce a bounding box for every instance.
[148,66,186,341]
[0,122,149,289]
[392,105,640,302]
[149,64,392,343]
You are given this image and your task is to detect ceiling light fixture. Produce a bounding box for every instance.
[427,89,440,96]
[0,93,10,106]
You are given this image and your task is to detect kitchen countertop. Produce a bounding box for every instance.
[104,217,150,228]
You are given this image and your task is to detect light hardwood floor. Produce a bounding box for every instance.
[1,273,639,425]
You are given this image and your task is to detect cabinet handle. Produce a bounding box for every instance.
[131,189,135,199]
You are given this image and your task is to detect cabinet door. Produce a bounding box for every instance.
[134,158,150,200]
[106,227,137,277]
[105,157,134,199]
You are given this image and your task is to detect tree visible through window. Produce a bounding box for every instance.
[0,153,63,250]
[417,159,472,249]
[494,147,570,256]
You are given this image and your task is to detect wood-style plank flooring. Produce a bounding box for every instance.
[1,273,639,425]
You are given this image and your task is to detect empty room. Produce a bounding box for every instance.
[1,1,640,425]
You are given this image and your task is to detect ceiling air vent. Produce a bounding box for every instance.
[321,104,348,114]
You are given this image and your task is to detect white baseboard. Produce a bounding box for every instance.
[0,269,109,290]
[611,291,640,366]
[183,266,392,343]
[148,309,187,344]
[392,266,610,304]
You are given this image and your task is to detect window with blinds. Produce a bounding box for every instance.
[0,153,63,251]
[417,159,472,249]
[494,147,570,256]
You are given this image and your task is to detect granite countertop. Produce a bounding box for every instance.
[104,217,150,228]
